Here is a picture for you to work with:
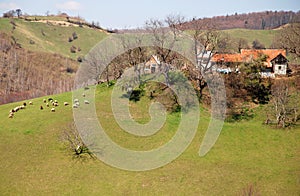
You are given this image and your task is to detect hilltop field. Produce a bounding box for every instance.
[0,16,280,59]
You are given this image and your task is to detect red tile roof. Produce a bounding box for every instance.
[212,49,287,68]
[212,53,243,63]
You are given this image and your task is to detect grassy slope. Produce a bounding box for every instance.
[0,84,299,195]
[0,17,108,59]
[224,28,279,48]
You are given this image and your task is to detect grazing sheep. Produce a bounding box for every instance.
[23,102,26,106]
[84,100,89,104]
[64,102,69,106]
[73,104,78,108]
[43,99,46,103]
[14,106,20,112]
[54,100,58,104]
[51,108,55,112]
[48,98,53,102]
[40,105,44,110]
[20,105,25,109]
[74,99,79,103]
[82,93,85,97]
[46,103,49,107]
[54,103,58,107]
[8,113,14,118]
[29,101,33,105]
[9,109,15,113]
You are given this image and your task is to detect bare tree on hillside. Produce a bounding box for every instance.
[270,80,300,128]
[187,21,220,99]
[16,9,22,18]
[120,34,148,84]
[145,15,185,86]
[274,23,300,60]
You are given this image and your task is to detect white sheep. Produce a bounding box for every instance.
[54,103,58,107]
[64,102,69,106]
[43,99,46,103]
[46,103,49,107]
[14,106,20,112]
[51,108,55,112]
[73,104,78,108]
[54,100,58,104]
[29,101,33,105]
[84,100,89,104]
[82,93,85,97]
[74,99,79,103]
[8,112,14,118]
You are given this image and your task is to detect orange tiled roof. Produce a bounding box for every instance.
[212,53,243,63]
[212,49,287,68]
[241,49,286,67]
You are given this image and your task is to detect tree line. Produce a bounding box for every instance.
[180,11,300,30]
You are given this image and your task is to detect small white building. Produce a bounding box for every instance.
[270,53,288,75]
[144,55,161,74]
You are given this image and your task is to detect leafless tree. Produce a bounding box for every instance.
[16,9,22,18]
[145,15,185,86]
[187,21,220,99]
[61,123,96,160]
[270,80,300,128]
[274,23,300,61]
[119,34,148,83]
[271,81,289,127]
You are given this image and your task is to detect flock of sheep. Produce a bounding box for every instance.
[8,93,89,119]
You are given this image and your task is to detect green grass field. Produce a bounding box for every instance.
[224,28,279,48]
[0,83,299,195]
[0,17,108,59]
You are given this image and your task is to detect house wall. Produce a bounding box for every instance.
[145,57,157,74]
[274,64,287,75]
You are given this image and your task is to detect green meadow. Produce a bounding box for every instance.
[0,84,299,195]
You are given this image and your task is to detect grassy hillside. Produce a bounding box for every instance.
[0,17,108,59]
[0,83,299,195]
[224,28,279,48]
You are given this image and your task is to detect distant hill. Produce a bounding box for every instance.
[0,15,109,104]
[181,10,300,30]
[0,15,109,60]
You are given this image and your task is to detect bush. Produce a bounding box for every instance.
[226,104,254,122]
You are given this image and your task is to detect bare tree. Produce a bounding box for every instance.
[145,15,185,86]
[270,80,300,128]
[120,34,147,84]
[15,9,22,18]
[61,123,95,160]
[187,21,220,99]
[274,23,300,61]
[165,14,185,40]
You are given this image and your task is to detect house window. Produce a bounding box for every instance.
[151,66,155,73]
